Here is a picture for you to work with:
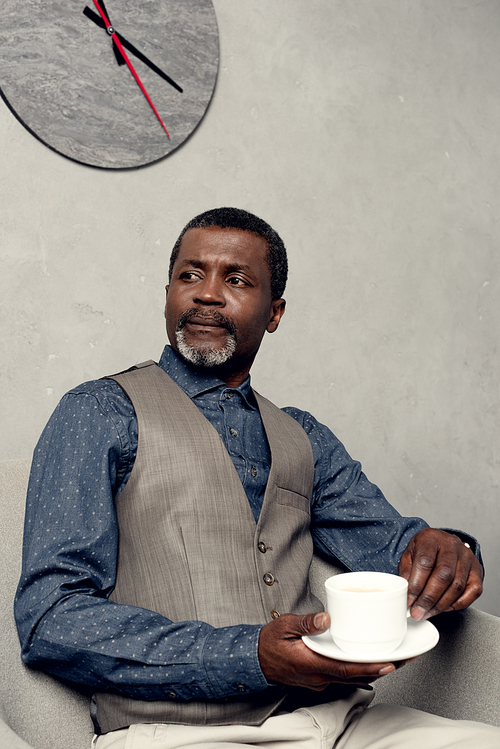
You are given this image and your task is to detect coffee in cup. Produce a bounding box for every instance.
[325,571,408,656]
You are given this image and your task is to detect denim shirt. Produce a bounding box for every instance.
[16,346,457,702]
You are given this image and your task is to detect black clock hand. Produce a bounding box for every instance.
[117,29,183,93]
[83,6,183,93]
[95,0,126,65]
[92,0,170,137]
[83,6,125,65]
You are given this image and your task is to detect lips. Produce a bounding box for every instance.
[177,308,237,337]
[186,315,225,328]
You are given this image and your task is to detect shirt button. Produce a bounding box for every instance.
[230,428,238,437]
[251,466,258,477]
[166,691,177,699]
[258,542,267,553]
[263,573,275,586]
[225,392,233,399]
[236,684,247,692]
[271,610,280,619]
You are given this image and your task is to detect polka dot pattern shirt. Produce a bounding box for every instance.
[15,346,435,701]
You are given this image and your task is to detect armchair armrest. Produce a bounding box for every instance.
[309,550,500,727]
[0,716,36,749]
[372,607,500,726]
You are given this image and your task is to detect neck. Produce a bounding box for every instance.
[177,350,254,388]
[219,368,251,388]
[196,359,252,388]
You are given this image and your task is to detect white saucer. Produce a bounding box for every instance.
[302,618,439,663]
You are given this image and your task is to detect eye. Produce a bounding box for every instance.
[227,275,249,286]
[179,271,202,281]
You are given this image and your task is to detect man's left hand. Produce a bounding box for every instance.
[398,528,483,621]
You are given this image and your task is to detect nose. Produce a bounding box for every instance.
[193,274,225,306]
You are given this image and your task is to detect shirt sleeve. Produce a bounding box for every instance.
[14,382,267,701]
[284,407,482,572]
[283,407,431,573]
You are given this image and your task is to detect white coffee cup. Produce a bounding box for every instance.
[325,571,409,656]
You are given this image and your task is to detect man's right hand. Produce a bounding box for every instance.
[258,612,398,691]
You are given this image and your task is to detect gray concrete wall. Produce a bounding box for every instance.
[1,1,499,616]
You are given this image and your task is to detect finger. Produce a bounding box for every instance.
[410,539,483,619]
[419,555,470,617]
[291,611,331,637]
[410,550,458,617]
[404,536,442,609]
[309,611,330,635]
[310,646,397,679]
[295,640,396,688]
[260,613,397,690]
[398,542,415,583]
[392,656,419,671]
[312,656,420,691]
[314,657,396,687]
[300,620,397,684]
[450,563,483,610]
[434,557,483,614]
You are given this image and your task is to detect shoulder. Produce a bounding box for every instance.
[281,406,352,468]
[281,405,316,430]
[281,406,338,442]
[35,377,138,469]
[55,377,136,421]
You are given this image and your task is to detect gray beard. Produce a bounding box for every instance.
[175,329,237,367]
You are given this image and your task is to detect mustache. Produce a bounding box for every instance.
[176,308,237,337]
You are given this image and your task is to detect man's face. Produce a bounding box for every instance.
[165,226,285,384]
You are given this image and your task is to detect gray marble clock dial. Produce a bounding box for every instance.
[0,0,219,169]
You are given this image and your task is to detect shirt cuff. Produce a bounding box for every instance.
[201,624,269,698]
[441,528,483,569]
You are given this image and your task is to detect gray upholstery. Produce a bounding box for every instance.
[1,460,499,749]
[1,461,94,749]
[310,551,500,727]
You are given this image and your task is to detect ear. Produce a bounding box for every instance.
[267,298,286,333]
[164,285,169,318]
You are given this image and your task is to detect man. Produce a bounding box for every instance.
[15,208,498,748]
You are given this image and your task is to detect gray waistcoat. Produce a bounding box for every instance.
[94,361,323,733]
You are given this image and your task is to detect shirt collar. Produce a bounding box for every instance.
[157,345,257,409]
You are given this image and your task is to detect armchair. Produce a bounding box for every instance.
[2,459,499,749]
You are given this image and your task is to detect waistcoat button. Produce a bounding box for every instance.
[258,542,267,553]
[270,610,280,619]
[263,573,274,585]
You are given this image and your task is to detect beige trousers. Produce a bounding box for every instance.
[93,690,500,749]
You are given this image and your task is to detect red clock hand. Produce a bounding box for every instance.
[92,0,170,138]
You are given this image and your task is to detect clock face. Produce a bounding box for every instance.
[0,0,219,169]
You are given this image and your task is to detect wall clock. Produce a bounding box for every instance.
[0,0,219,169]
